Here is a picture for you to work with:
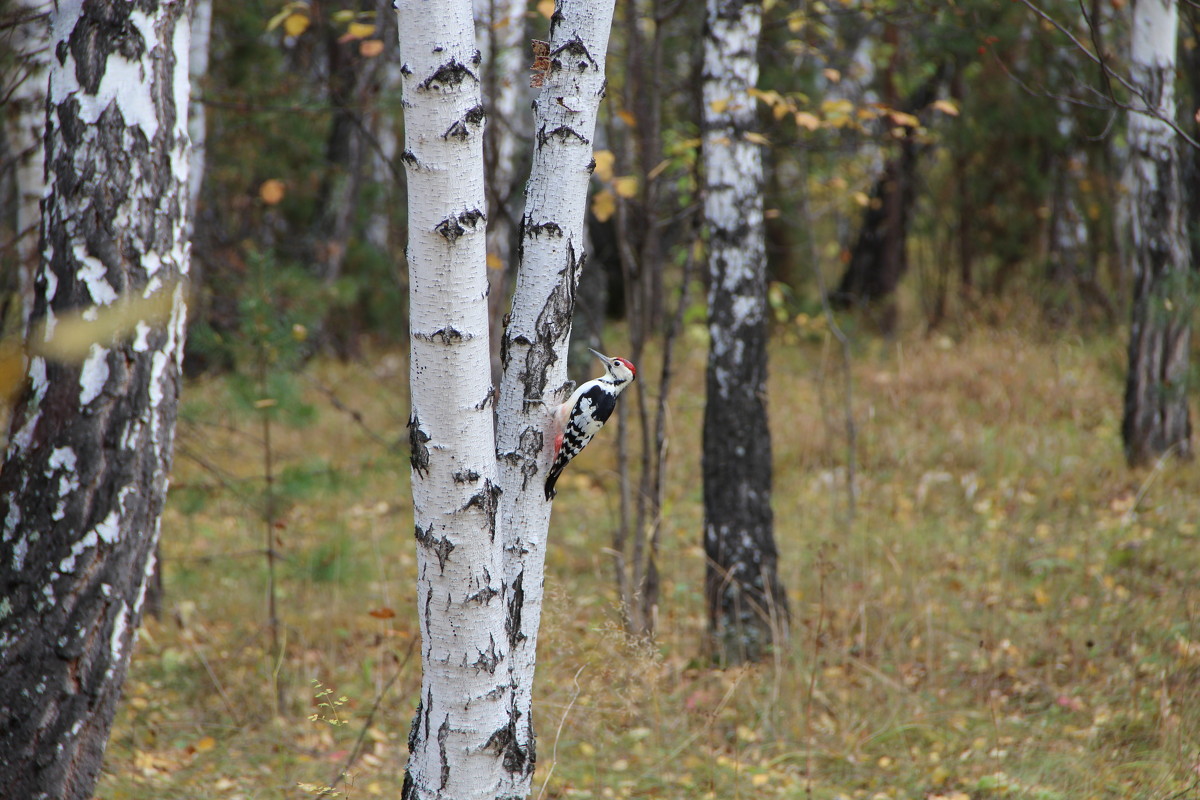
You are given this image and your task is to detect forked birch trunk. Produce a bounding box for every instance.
[495,0,616,795]
[1122,0,1191,465]
[0,0,191,795]
[701,0,788,664]
[395,3,512,797]
[4,0,53,332]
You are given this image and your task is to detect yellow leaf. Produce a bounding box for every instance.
[283,12,310,37]
[260,178,286,205]
[888,109,920,127]
[822,68,841,83]
[592,149,615,182]
[613,176,638,198]
[709,97,730,114]
[486,252,505,270]
[196,736,217,752]
[32,282,181,364]
[616,108,637,128]
[751,773,770,787]
[591,190,616,223]
[743,131,770,146]
[536,0,555,18]
[931,98,960,116]
[793,111,821,130]
[1033,586,1049,606]
[347,22,375,38]
[360,39,384,57]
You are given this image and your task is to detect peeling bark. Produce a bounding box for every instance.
[396,1,511,797]
[1122,0,1191,466]
[494,0,616,795]
[0,0,190,796]
[701,0,788,665]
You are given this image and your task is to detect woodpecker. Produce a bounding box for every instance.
[544,349,636,500]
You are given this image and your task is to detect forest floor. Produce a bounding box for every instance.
[97,319,1200,800]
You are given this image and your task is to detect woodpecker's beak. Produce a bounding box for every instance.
[588,348,613,367]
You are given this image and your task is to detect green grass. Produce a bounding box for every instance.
[97,325,1200,800]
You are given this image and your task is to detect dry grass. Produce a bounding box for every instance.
[97,323,1200,800]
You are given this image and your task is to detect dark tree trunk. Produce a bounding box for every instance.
[830,64,943,330]
[0,1,190,797]
[830,141,917,329]
[702,0,788,665]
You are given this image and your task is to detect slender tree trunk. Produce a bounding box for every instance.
[495,1,616,795]
[312,0,384,286]
[701,0,788,665]
[3,0,53,333]
[187,0,212,217]
[1122,0,1191,466]
[0,0,191,796]
[395,3,511,797]
[475,0,526,382]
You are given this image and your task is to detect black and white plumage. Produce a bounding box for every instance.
[544,349,637,500]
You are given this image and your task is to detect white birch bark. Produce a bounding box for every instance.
[187,0,212,216]
[701,0,786,663]
[0,0,190,795]
[395,3,511,797]
[1122,0,1191,464]
[494,1,616,794]
[5,0,53,332]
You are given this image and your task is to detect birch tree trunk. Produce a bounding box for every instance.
[495,0,616,795]
[0,0,190,796]
[187,0,212,217]
[1122,0,1191,466]
[701,0,788,665]
[475,0,527,380]
[3,0,53,332]
[395,3,512,797]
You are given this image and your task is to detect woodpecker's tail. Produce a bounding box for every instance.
[544,468,561,500]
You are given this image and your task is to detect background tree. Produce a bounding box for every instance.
[701,0,787,664]
[0,0,190,795]
[0,0,52,333]
[1121,0,1191,465]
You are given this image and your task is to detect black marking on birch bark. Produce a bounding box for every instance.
[510,427,543,491]
[424,586,433,644]
[413,326,471,344]
[519,250,580,401]
[452,469,480,484]
[465,104,485,125]
[525,221,563,238]
[435,208,485,242]
[506,570,526,649]
[400,62,412,76]
[400,149,418,168]
[418,59,477,92]
[437,714,450,790]
[408,413,431,476]
[472,634,500,673]
[598,77,607,99]
[586,156,596,174]
[433,46,443,53]
[536,124,590,148]
[461,479,502,541]
[69,0,147,95]
[474,386,496,411]
[400,771,415,800]
[485,708,532,777]
[467,580,499,605]
[415,524,455,573]
[552,35,596,72]
[407,696,423,753]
